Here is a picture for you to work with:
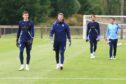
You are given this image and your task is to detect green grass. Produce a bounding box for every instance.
[0,37,126,84]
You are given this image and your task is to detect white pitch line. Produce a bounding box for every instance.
[0,77,126,80]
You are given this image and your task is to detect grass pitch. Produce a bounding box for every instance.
[0,36,126,84]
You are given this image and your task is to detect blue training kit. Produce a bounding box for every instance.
[86,21,100,54]
[50,21,71,64]
[17,20,34,64]
[106,23,121,58]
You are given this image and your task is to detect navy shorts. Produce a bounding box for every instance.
[20,40,32,52]
[53,41,66,52]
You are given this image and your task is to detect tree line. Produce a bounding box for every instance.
[0,0,125,25]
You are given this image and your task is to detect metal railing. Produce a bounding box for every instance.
[0,25,83,39]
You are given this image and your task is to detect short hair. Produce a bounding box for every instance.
[58,13,64,16]
[22,11,29,15]
[91,15,96,18]
[111,17,115,21]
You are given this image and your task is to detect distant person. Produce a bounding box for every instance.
[16,11,34,71]
[86,15,100,59]
[106,18,121,60]
[50,13,71,70]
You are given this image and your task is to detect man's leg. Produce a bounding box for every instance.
[60,50,65,65]
[55,50,59,64]
[19,41,25,64]
[20,50,24,64]
[91,38,97,57]
[25,42,32,71]
[26,43,31,65]
[90,40,95,58]
[19,41,25,70]
[90,40,93,54]
[109,39,113,59]
[55,49,60,69]
[59,42,66,70]
[113,39,118,58]
[54,41,60,69]
[94,39,97,53]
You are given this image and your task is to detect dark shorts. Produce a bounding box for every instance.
[53,41,66,51]
[20,40,32,51]
[89,37,97,43]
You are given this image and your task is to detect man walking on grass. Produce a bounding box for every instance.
[86,15,100,59]
[106,18,121,60]
[16,11,34,71]
[50,13,71,70]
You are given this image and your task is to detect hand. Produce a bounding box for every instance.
[105,38,107,41]
[50,37,54,44]
[86,36,89,42]
[16,42,20,47]
[51,40,54,44]
[106,38,110,44]
[68,39,71,46]
[107,40,110,44]
[96,36,100,41]
[86,39,89,42]
[27,39,33,45]
[16,38,20,47]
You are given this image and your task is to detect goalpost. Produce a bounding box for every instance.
[83,15,126,39]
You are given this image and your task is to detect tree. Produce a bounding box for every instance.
[78,0,92,14]
[0,0,52,24]
[105,0,120,15]
[50,0,81,17]
[0,0,20,24]
[34,0,52,23]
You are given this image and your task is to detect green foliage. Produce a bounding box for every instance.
[106,0,121,15]
[78,0,92,14]
[78,0,122,15]
[0,0,52,25]
[50,0,81,17]
[57,0,81,17]
[34,0,52,23]
[0,0,125,25]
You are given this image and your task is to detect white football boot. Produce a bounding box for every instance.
[60,64,64,70]
[19,64,25,71]
[90,53,95,59]
[56,64,60,69]
[25,64,30,71]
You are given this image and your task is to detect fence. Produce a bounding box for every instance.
[0,25,83,39]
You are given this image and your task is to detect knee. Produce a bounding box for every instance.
[60,50,64,56]
[27,50,30,56]
[110,45,113,49]
[90,44,93,47]
[20,50,23,54]
[94,44,97,48]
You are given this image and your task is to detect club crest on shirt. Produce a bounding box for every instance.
[91,26,95,29]
[62,24,64,27]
